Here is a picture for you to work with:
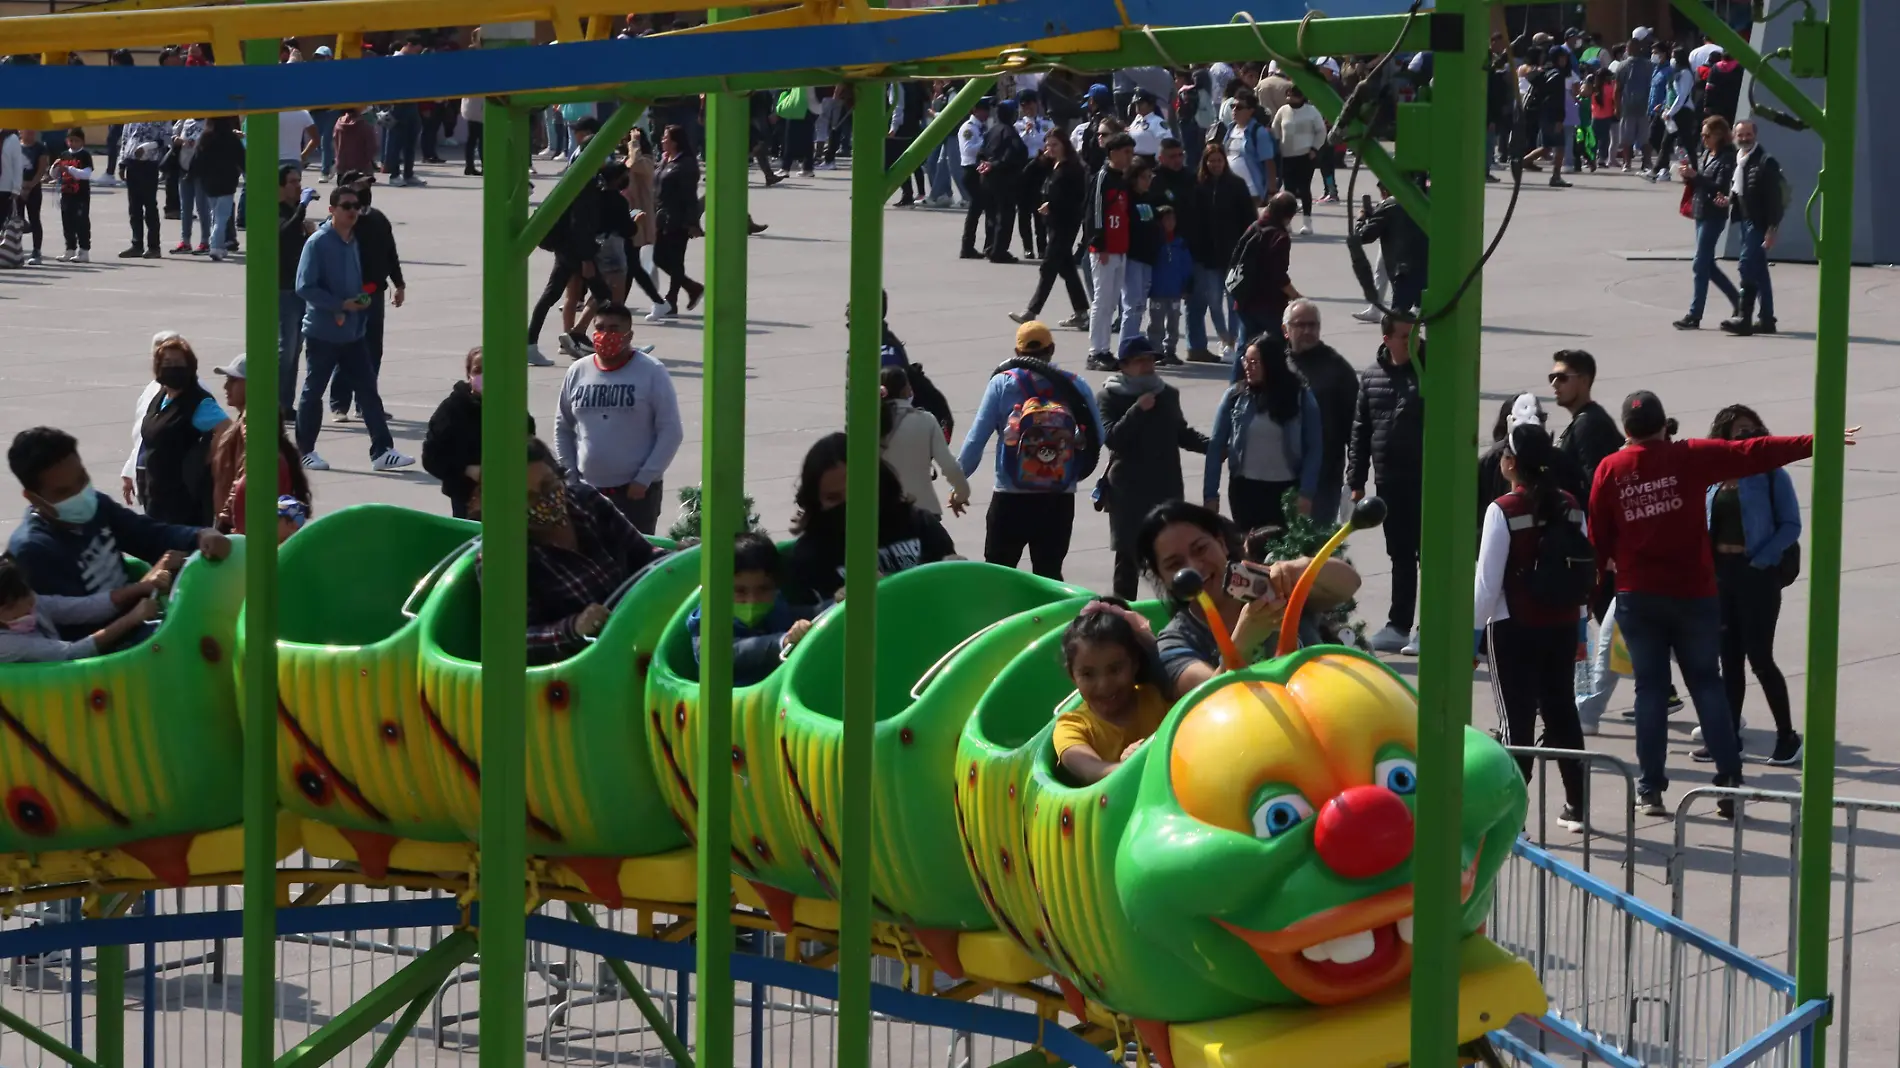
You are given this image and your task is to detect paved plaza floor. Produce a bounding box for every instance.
[3,150,1900,1065]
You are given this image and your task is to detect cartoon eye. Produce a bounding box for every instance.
[1250,794,1315,839]
[1376,757,1418,795]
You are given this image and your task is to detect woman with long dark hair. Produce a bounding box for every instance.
[1474,422,1588,832]
[1008,132,1090,329]
[649,124,705,322]
[1202,333,1321,531]
[1705,404,1802,766]
[783,432,956,605]
[1184,142,1256,363]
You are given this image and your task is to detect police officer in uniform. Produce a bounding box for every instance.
[1014,89,1056,261]
[957,96,993,260]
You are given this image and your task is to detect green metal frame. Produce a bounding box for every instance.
[174,4,1859,1068]
[274,932,477,1068]
[0,1003,104,1068]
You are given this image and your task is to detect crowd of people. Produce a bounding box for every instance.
[0,22,1825,822]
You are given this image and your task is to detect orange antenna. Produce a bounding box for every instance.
[1277,498,1389,657]
[1169,569,1244,672]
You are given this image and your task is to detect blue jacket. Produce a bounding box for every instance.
[295,222,367,344]
[687,596,820,688]
[1705,469,1800,571]
[1647,64,1672,113]
[1204,385,1322,503]
[1150,235,1194,300]
[957,362,1105,493]
[1224,118,1276,197]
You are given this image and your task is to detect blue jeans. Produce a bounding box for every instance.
[312,109,340,176]
[1690,217,1740,319]
[1617,592,1742,794]
[1117,259,1154,354]
[329,291,386,414]
[178,175,210,245]
[297,336,394,460]
[1735,218,1775,320]
[206,194,234,258]
[926,143,955,201]
[1185,266,1234,352]
[1575,595,1621,731]
[278,291,305,409]
[383,110,421,179]
[544,111,570,157]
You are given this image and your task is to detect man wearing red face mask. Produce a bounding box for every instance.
[552,304,683,534]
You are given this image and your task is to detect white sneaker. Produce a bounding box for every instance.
[300,452,331,471]
[646,302,675,322]
[526,344,555,367]
[1369,625,1409,653]
[56,251,75,262]
[406,176,427,187]
[1400,627,1421,656]
[372,450,416,472]
[929,194,952,207]
[332,408,355,423]
[1297,223,1311,236]
[75,249,89,263]
[558,333,584,358]
[389,175,407,187]
[1352,305,1382,323]
[1689,719,1744,743]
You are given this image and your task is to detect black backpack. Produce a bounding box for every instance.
[1527,507,1596,608]
[1224,222,1268,304]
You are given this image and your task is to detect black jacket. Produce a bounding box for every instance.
[1729,147,1785,229]
[1188,170,1255,270]
[1040,158,1087,238]
[193,128,246,197]
[978,122,1028,184]
[1687,143,1737,222]
[655,154,702,234]
[1148,164,1194,225]
[421,381,536,506]
[1703,60,1743,123]
[1355,196,1428,282]
[1557,400,1625,491]
[278,200,310,290]
[1348,343,1426,491]
[353,205,405,290]
[1289,342,1358,496]
[1099,380,1209,543]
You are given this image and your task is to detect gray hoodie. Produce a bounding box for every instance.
[554,349,683,489]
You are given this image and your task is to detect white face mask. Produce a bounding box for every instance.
[40,485,99,526]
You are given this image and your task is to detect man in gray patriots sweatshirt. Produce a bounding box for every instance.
[553,303,684,535]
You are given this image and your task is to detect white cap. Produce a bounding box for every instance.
[314,45,334,56]
[1267,60,1282,75]
[213,353,247,379]
[1507,392,1546,435]
[1631,26,1653,41]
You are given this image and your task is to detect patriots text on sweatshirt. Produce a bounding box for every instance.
[554,350,684,490]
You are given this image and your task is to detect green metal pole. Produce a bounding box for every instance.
[1409,3,1485,1066]
[240,27,281,1068]
[883,75,993,201]
[514,102,648,258]
[359,986,443,1068]
[837,78,888,1068]
[1796,1,1859,1060]
[275,932,477,1068]
[95,942,124,1068]
[695,10,750,1068]
[564,904,696,1068]
[1277,65,1430,229]
[477,98,530,1068]
[0,1004,104,1068]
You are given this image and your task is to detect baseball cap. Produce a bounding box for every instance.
[337,169,375,186]
[1088,83,1111,100]
[1631,26,1653,41]
[1620,390,1668,439]
[973,95,993,110]
[1015,88,1037,105]
[1118,335,1157,361]
[213,353,248,379]
[314,45,334,56]
[1014,321,1055,357]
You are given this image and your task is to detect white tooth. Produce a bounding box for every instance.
[1328,930,1377,964]
[1301,944,1331,962]
[1397,917,1415,944]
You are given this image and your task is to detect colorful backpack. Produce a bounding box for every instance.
[1000,368,1091,491]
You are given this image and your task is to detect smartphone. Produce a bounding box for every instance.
[1361,194,1374,216]
[1224,560,1284,604]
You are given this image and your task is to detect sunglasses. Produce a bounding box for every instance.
[334,201,361,211]
[1548,371,1578,384]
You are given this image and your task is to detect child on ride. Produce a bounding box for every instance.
[1053,598,1171,785]
[0,552,171,663]
[688,532,819,687]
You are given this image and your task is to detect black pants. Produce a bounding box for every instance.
[529,253,613,343]
[20,186,44,254]
[886,136,923,201]
[1488,616,1587,808]
[984,492,1076,581]
[652,225,701,308]
[420,113,440,160]
[960,164,987,253]
[1016,160,1048,256]
[1380,478,1421,631]
[1716,554,1795,736]
[625,253,667,307]
[1281,154,1315,217]
[983,178,1017,259]
[1318,143,1338,188]
[601,479,666,535]
[1229,476,1294,533]
[162,155,179,215]
[124,160,161,250]
[464,120,484,171]
[1112,548,1142,601]
[60,193,91,250]
[1025,220,1088,317]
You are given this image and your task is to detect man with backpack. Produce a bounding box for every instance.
[956,321,1105,581]
[1721,119,1784,337]
[1225,192,1301,380]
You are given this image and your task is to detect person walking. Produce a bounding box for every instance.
[1548,349,1624,489]
[978,99,1028,265]
[1204,333,1321,531]
[1648,47,1698,181]
[1349,314,1426,655]
[1227,192,1300,363]
[1589,390,1840,817]
[1721,119,1783,337]
[878,365,969,518]
[1220,91,1276,205]
[1617,38,1655,172]
[1009,132,1090,330]
[1674,115,1741,331]
[277,166,318,417]
[330,172,404,418]
[1270,86,1328,233]
[1013,90,1055,259]
[1184,143,1254,364]
[1098,337,1207,598]
[1354,180,1429,314]
[1283,298,1356,523]
[292,187,414,473]
[956,322,1104,580]
[1703,404,1804,767]
[650,125,706,323]
[460,95,485,176]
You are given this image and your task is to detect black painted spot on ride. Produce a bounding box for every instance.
[6,786,58,836]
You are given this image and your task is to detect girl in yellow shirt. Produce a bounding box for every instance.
[1053,598,1171,785]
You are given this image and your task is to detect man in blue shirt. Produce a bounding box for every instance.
[956,321,1104,581]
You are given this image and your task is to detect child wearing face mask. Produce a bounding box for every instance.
[552,305,683,534]
[0,553,169,663]
[422,347,536,520]
[687,532,819,687]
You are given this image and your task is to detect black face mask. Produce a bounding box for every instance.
[156,366,194,391]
